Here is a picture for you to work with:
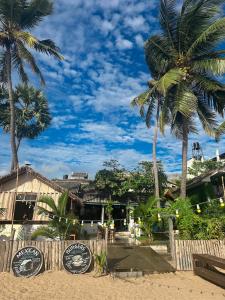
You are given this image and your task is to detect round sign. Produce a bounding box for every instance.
[63,243,92,274]
[11,246,43,277]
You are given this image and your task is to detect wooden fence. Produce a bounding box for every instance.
[0,239,107,273]
[175,239,225,270]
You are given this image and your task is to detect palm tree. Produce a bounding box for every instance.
[131,82,166,206]
[144,0,225,198]
[0,0,63,171]
[32,192,79,240]
[0,84,51,155]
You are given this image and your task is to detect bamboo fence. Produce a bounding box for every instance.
[175,239,225,270]
[0,239,107,273]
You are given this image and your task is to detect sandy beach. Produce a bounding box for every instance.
[0,271,224,300]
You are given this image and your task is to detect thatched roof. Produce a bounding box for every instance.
[0,166,82,206]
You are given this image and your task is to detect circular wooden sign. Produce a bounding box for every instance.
[63,243,92,274]
[12,246,43,277]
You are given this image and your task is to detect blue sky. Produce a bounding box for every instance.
[0,0,225,179]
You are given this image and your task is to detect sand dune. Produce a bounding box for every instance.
[0,271,224,300]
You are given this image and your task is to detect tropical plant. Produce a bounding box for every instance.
[134,197,159,240]
[0,84,51,155]
[143,0,225,198]
[94,251,107,276]
[0,0,63,171]
[31,192,79,240]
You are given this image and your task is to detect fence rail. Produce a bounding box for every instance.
[0,239,107,273]
[175,239,225,270]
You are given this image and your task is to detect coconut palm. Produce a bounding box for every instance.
[0,84,51,155]
[0,0,63,171]
[144,0,225,198]
[32,192,79,240]
[131,82,166,205]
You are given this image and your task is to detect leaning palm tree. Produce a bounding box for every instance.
[0,84,51,155]
[32,192,79,240]
[144,0,225,198]
[0,0,63,171]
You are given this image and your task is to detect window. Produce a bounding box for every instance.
[14,193,37,221]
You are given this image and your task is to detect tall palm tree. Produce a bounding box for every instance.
[32,192,79,240]
[0,84,51,155]
[0,0,63,171]
[144,0,225,198]
[131,82,166,205]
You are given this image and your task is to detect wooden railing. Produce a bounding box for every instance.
[0,239,107,273]
[175,239,225,270]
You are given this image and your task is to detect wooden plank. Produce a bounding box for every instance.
[194,266,225,289]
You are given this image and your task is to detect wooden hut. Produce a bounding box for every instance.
[0,166,81,239]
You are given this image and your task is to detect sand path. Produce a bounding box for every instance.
[0,271,224,300]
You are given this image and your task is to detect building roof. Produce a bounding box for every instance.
[0,166,81,206]
[186,166,225,190]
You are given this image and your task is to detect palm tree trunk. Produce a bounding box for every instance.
[6,47,18,172]
[180,123,188,198]
[152,124,160,207]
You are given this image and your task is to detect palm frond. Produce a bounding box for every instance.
[174,84,197,118]
[159,0,178,50]
[11,50,28,83]
[37,196,58,214]
[31,226,56,240]
[197,100,217,136]
[33,39,63,60]
[187,18,225,57]
[20,0,53,29]
[192,74,224,92]
[192,59,225,76]
[58,192,69,216]
[16,40,45,84]
[215,121,225,141]
[154,68,186,96]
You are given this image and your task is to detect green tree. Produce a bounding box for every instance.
[188,160,224,177]
[32,192,79,240]
[0,0,62,171]
[121,161,167,199]
[94,160,125,199]
[0,84,51,155]
[144,0,225,198]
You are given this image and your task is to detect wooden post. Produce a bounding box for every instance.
[221,175,225,199]
[7,228,15,272]
[101,205,105,225]
[105,227,108,244]
[168,218,176,265]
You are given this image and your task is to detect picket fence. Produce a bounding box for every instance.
[0,239,107,273]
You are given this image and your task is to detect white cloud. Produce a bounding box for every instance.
[116,38,133,50]
[124,16,148,32]
[135,34,145,47]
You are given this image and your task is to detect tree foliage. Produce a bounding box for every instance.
[94,160,167,202]
[188,159,224,177]
[0,84,51,151]
[32,192,79,240]
[141,0,225,197]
